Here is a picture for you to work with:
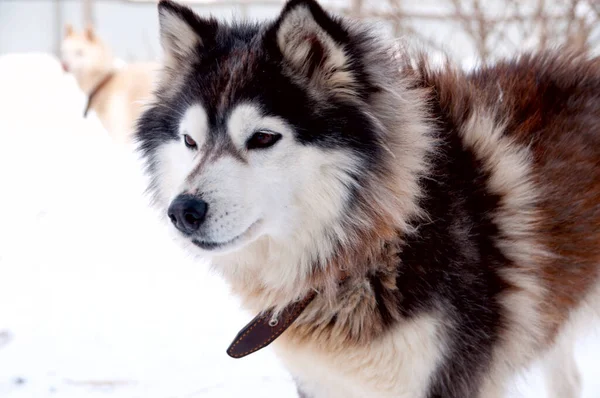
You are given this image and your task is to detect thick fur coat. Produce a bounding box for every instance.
[136,0,600,397]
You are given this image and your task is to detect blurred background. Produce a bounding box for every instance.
[0,1,599,397]
[1,0,599,63]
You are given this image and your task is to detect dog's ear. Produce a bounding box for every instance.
[270,0,356,94]
[84,24,96,41]
[158,0,217,65]
[64,24,74,38]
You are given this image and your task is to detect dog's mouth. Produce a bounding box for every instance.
[191,220,262,252]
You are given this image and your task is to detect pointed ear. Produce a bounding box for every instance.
[64,24,74,38]
[271,0,357,94]
[158,0,217,65]
[84,24,95,41]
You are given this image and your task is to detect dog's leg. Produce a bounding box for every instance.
[544,331,581,398]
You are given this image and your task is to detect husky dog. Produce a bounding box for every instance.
[136,0,600,396]
[61,24,158,145]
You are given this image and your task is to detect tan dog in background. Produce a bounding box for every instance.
[61,25,158,145]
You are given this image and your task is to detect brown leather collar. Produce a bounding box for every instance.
[83,72,114,117]
[227,290,317,358]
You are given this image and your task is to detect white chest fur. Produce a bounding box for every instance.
[274,313,445,398]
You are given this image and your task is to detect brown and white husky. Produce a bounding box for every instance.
[135,0,600,396]
[61,24,158,145]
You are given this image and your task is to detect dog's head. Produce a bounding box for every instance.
[60,24,112,77]
[137,0,427,281]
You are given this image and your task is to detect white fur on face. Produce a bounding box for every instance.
[155,104,207,205]
[180,104,208,149]
[156,101,360,274]
[227,104,291,149]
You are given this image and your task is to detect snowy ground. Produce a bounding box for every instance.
[0,53,598,398]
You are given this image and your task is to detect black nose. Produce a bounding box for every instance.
[167,195,208,234]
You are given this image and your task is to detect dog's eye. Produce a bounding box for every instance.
[183,134,197,150]
[247,131,282,150]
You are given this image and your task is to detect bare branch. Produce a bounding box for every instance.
[336,0,599,62]
[471,0,490,60]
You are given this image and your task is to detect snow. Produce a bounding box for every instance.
[0,53,598,398]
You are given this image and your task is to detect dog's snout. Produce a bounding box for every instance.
[168,195,208,234]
